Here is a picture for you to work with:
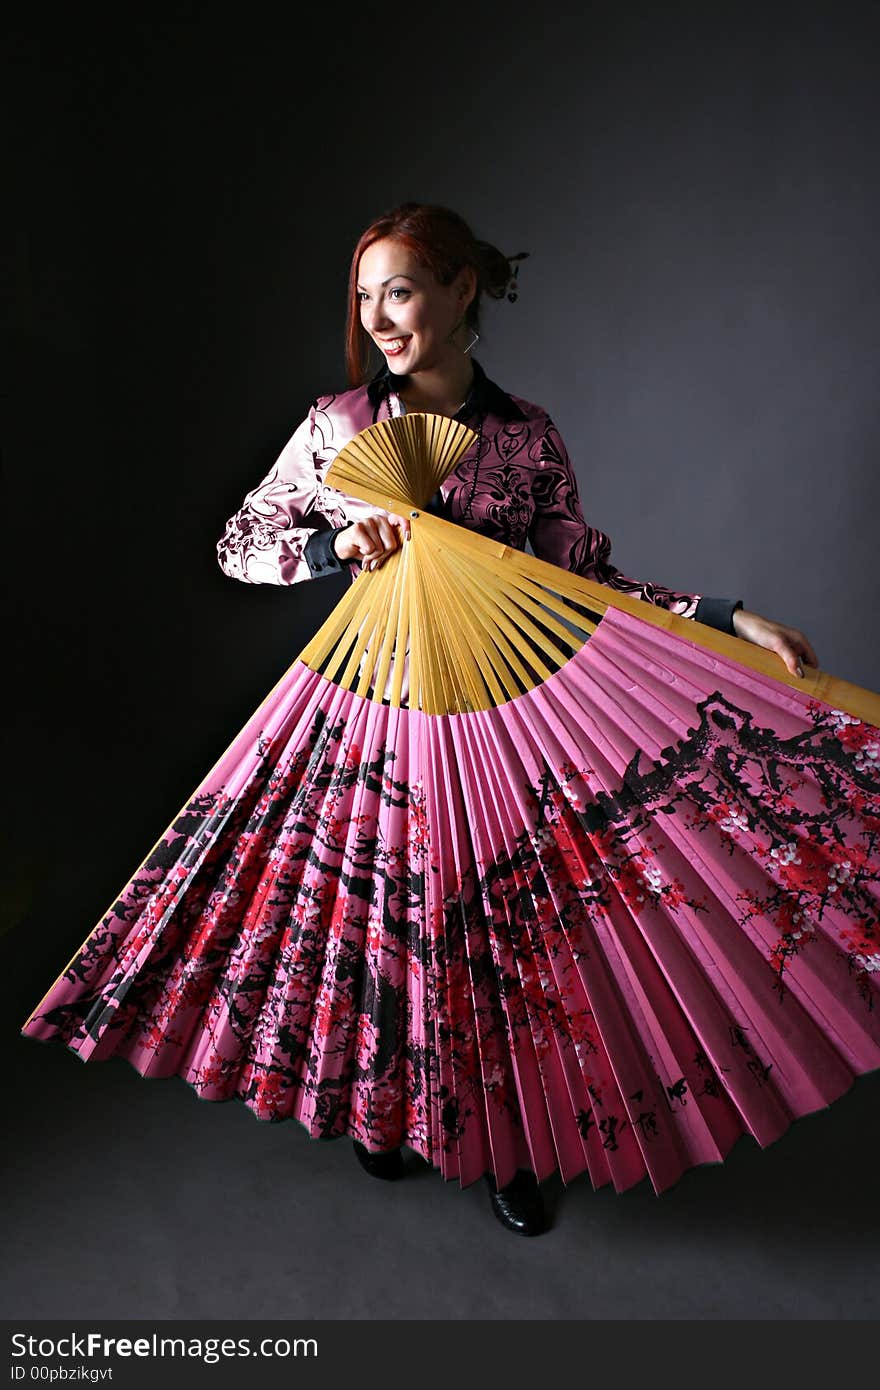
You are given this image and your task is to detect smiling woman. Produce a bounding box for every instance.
[354,244,478,418]
[23,200,869,1246]
[350,211,524,421]
[213,202,813,680]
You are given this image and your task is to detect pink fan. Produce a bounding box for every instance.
[22,411,880,1195]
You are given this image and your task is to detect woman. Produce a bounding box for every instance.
[216,201,818,1234]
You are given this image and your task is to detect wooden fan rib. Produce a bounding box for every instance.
[324,413,478,510]
[298,567,375,671]
[414,536,479,713]
[415,539,505,710]
[435,545,575,673]
[422,509,616,610]
[392,419,420,504]
[489,575,591,656]
[409,530,439,713]
[419,531,551,691]
[424,513,604,620]
[332,451,409,507]
[404,519,426,710]
[341,609,383,691]
[330,436,408,504]
[406,543,461,710]
[437,543,560,688]
[352,550,404,698]
[324,563,398,689]
[417,531,499,707]
[419,547,458,714]
[424,534,553,699]
[442,547,589,661]
[369,540,411,702]
[389,554,410,708]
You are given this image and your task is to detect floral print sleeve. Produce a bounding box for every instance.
[216,406,341,586]
[527,417,701,619]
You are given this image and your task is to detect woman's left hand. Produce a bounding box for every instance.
[731,608,819,678]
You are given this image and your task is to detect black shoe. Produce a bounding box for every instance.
[484,1170,547,1236]
[352,1139,406,1181]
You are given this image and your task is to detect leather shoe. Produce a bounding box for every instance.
[484,1169,547,1235]
[352,1139,406,1181]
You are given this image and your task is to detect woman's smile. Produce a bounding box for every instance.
[378,335,412,357]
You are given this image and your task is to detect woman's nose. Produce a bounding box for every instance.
[364,301,393,333]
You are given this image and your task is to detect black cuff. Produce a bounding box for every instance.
[694,597,744,635]
[303,526,354,578]
[424,487,449,518]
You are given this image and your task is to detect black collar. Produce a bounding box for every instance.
[365,356,526,422]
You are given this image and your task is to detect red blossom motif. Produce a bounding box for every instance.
[836,720,875,754]
[21,677,880,1194]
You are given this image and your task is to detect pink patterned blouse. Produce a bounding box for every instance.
[217,359,740,633]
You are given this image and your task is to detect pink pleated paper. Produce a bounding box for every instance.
[22,606,880,1195]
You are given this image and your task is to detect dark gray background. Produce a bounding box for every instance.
[4,5,879,1322]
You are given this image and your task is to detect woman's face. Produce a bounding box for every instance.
[357,237,475,373]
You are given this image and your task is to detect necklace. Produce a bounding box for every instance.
[385,383,484,519]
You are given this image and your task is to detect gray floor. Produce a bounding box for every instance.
[6,973,879,1321]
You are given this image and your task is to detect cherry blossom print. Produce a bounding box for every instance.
[22,603,880,1197]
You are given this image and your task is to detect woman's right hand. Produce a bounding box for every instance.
[333,512,412,570]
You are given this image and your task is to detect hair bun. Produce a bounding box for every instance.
[475,242,530,303]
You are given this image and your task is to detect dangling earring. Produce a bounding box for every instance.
[462,326,480,354]
[450,316,480,355]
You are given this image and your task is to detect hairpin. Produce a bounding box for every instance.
[505,251,530,302]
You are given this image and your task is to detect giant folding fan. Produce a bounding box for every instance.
[22,413,880,1196]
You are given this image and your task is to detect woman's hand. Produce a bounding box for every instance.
[731,608,819,678]
[333,512,412,570]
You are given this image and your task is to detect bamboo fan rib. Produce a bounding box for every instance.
[324,411,477,510]
[298,412,880,725]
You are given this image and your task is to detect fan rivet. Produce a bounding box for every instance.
[410,511,419,518]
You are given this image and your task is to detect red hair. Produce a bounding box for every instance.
[344,202,523,387]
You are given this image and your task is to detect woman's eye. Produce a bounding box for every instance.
[355,284,408,304]
[357,286,409,304]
